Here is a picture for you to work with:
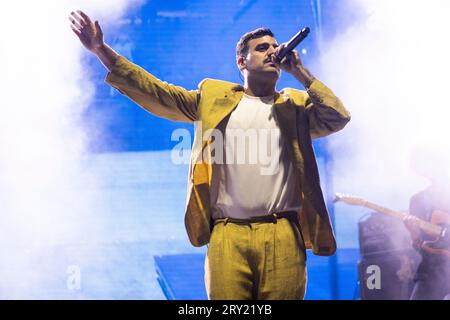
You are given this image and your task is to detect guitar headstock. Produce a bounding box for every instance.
[334,193,368,206]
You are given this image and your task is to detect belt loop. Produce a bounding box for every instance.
[224,218,229,226]
[272,213,278,224]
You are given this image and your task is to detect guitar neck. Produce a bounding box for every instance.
[361,201,442,236]
[363,202,405,219]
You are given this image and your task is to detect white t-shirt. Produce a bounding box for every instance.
[211,93,302,219]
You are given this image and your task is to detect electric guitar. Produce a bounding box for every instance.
[334,193,450,258]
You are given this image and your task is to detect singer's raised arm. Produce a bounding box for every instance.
[304,80,351,139]
[70,10,199,123]
[105,56,200,123]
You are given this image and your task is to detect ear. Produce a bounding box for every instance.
[237,56,246,71]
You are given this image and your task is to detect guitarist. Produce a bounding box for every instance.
[404,149,450,300]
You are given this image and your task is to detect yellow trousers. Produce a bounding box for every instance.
[205,218,307,300]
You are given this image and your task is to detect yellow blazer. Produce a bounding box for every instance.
[106,56,351,256]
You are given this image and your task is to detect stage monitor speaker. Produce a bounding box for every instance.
[358,211,413,257]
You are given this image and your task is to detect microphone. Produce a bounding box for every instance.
[274,27,310,63]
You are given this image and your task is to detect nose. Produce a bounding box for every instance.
[266,45,278,61]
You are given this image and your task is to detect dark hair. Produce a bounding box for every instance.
[236,27,274,58]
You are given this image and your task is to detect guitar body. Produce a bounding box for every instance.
[430,210,450,226]
[422,210,450,258]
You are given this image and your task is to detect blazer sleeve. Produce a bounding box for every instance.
[305,79,351,139]
[105,56,200,123]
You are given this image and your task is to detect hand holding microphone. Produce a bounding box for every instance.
[271,27,315,87]
[274,27,310,64]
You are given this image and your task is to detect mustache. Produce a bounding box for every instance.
[265,59,276,64]
[264,54,274,63]
[265,55,279,65]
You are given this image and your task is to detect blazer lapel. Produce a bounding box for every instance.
[190,86,244,171]
[201,87,244,148]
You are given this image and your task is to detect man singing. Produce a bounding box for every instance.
[70,10,350,300]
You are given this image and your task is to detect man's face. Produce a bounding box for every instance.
[240,35,281,79]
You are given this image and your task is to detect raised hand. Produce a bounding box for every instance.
[271,43,314,88]
[69,10,104,53]
[271,43,303,74]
